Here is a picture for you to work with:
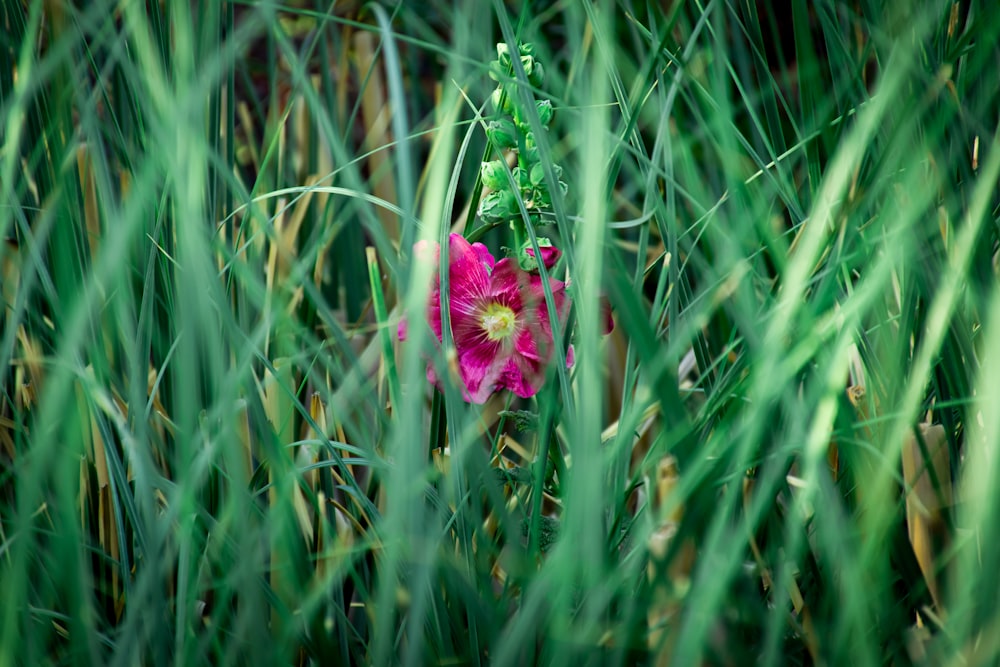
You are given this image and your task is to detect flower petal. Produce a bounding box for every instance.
[525,275,570,344]
[426,361,440,388]
[446,234,492,321]
[497,353,542,399]
[471,241,496,272]
[495,329,548,398]
[487,258,526,310]
[428,286,443,339]
[413,238,440,265]
[525,244,561,269]
[513,326,542,362]
[457,336,507,403]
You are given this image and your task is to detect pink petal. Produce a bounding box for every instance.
[427,234,494,342]
[498,355,541,398]
[428,286,443,339]
[397,318,408,341]
[450,304,491,352]
[426,362,440,388]
[446,234,492,317]
[513,327,543,362]
[457,336,507,403]
[413,239,437,262]
[525,244,561,269]
[526,276,570,342]
[487,258,526,310]
[471,241,496,272]
[465,364,506,403]
[499,329,549,398]
[525,273,567,305]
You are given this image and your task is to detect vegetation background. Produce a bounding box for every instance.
[2,0,999,664]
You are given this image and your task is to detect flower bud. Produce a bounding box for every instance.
[491,87,512,113]
[520,55,536,80]
[527,60,545,87]
[529,163,546,187]
[519,237,560,272]
[533,185,552,209]
[512,166,530,189]
[480,160,507,190]
[536,99,553,127]
[523,131,536,152]
[486,119,517,150]
[478,189,517,223]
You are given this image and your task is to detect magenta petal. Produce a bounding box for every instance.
[498,355,540,398]
[412,238,441,266]
[450,305,492,357]
[471,242,496,272]
[525,245,561,269]
[488,258,526,309]
[464,364,505,403]
[446,234,491,315]
[428,288,443,339]
[526,276,569,343]
[457,337,506,404]
[397,318,408,341]
[565,344,575,368]
[525,273,567,305]
[513,327,542,362]
[498,330,548,398]
[426,362,440,388]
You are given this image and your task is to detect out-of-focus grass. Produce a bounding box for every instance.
[1,1,998,665]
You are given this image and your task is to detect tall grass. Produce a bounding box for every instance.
[2,1,998,664]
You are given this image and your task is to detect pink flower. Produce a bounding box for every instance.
[523,244,560,270]
[400,233,573,403]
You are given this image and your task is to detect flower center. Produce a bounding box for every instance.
[480,303,517,341]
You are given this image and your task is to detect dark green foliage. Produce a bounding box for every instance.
[2,1,999,665]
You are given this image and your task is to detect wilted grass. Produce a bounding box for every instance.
[2,1,999,665]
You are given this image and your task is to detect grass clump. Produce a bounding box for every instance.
[1,1,999,665]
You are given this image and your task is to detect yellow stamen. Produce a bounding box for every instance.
[480,303,516,340]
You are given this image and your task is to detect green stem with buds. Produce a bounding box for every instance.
[475,42,567,271]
